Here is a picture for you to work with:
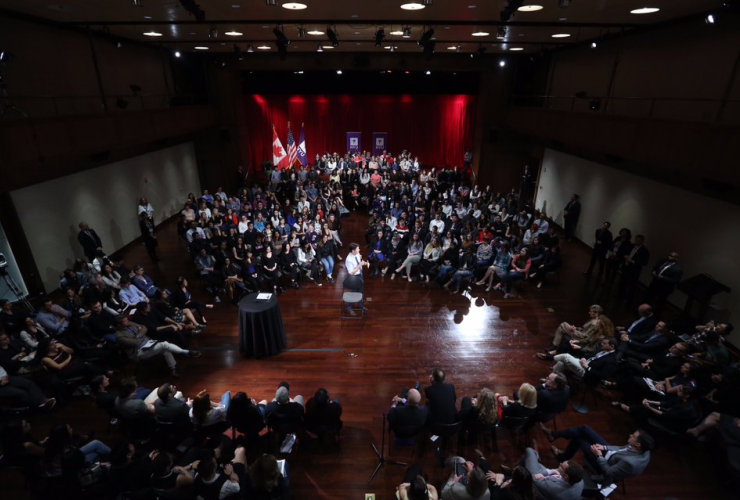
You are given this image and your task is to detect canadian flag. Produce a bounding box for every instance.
[272,124,289,170]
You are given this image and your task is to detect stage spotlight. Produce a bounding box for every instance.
[375,27,385,47]
[317,44,323,52]
[558,0,570,7]
[418,27,435,47]
[247,44,254,52]
[174,50,181,58]
[273,26,290,46]
[390,45,396,52]
[705,13,716,24]
[234,44,244,60]
[179,0,206,22]
[298,26,307,38]
[425,70,431,75]
[591,41,597,48]
[327,27,339,47]
[499,60,506,67]
[402,27,412,38]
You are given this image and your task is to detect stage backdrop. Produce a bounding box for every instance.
[241,94,476,169]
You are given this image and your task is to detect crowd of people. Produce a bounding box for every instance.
[0,147,737,499]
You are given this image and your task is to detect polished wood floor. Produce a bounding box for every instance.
[3,211,729,500]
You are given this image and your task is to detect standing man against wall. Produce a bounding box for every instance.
[563,194,581,241]
[617,235,650,304]
[77,222,103,263]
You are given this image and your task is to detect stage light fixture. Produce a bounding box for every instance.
[179,0,206,22]
[247,44,254,52]
[375,27,385,47]
[402,27,412,38]
[208,26,218,38]
[705,13,716,24]
[591,41,597,48]
[390,45,396,52]
[418,27,435,47]
[298,27,307,38]
[273,26,290,46]
[174,50,181,58]
[327,27,339,47]
[499,59,506,67]
[425,70,431,75]
[336,69,343,75]
[266,0,277,5]
[317,44,323,52]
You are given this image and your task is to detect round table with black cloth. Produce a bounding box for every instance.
[237,293,286,357]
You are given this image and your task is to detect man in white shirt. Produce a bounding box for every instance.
[429,213,445,234]
[345,243,369,315]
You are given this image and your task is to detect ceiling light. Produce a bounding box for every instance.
[375,28,385,47]
[558,0,570,7]
[401,2,425,10]
[705,13,716,24]
[630,7,660,14]
[208,26,218,38]
[447,45,458,50]
[317,44,323,52]
[307,30,325,35]
[257,45,271,50]
[143,31,162,37]
[509,47,524,51]
[327,27,339,46]
[402,27,412,38]
[336,70,343,75]
[390,30,404,36]
[322,45,335,49]
[468,4,476,8]
[499,60,506,67]
[298,27,307,38]
[518,4,543,11]
[274,27,290,46]
[472,31,490,36]
[425,70,431,75]
[143,15,152,19]
[247,44,254,52]
[174,51,181,57]
[225,31,243,36]
[194,46,209,50]
[551,33,571,38]
[390,45,396,52]
[591,41,597,48]
[231,4,241,8]
[282,2,307,9]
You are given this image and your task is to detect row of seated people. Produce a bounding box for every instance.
[386,367,654,500]
[528,303,739,480]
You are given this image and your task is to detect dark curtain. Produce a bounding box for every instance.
[241,94,477,170]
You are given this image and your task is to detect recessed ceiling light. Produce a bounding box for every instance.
[189,32,197,35]
[630,7,660,15]
[143,31,163,37]
[356,42,361,45]
[351,14,359,18]
[400,2,425,10]
[518,4,543,11]
[499,60,506,67]
[143,15,152,19]
[389,30,404,36]
[425,70,431,75]
[447,45,458,50]
[282,2,307,9]
[322,45,335,49]
[225,31,243,36]
[558,17,567,21]
[444,26,451,29]
[384,46,398,50]
[307,30,325,35]
[472,31,490,36]
[336,70,343,74]
[231,4,241,8]
[354,31,360,35]
[509,47,524,51]
[194,46,209,50]
[174,51,181,57]
[262,25,270,29]
[551,33,571,38]
[257,45,271,50]
[468,4,476,8]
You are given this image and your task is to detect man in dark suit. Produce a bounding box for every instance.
[583,221,613,279]
[387,388,428,431]
[424,367,457,425]
[615,304,658,340]
[620,321,674,362]
[563,194,581,241]
[554,339,619,385]
[535,372,571,418]
[647,251,683,313]
[77,222,103,262]
[617,234,650,302]
[616,342,689,383]
[154,383,190,423]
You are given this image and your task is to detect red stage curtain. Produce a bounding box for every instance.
[240,94,477,170]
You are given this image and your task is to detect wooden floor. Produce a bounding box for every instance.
[3,211,729,500]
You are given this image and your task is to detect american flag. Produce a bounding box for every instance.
[286,122,297,167]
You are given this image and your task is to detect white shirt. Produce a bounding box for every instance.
[346,252,363,276]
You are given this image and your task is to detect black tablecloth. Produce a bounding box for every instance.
[238,293,286,357]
